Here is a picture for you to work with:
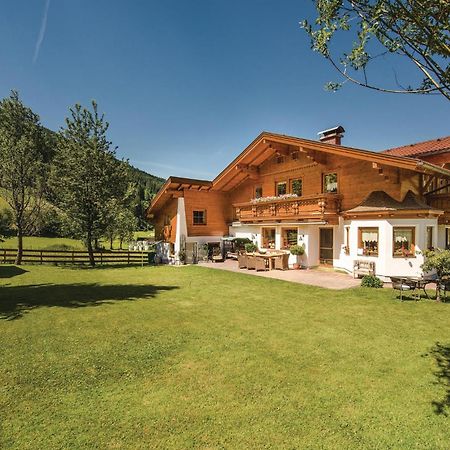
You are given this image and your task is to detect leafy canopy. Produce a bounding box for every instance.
[301,1,450,100]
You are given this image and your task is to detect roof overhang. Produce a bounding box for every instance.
[147,176,212,216]
[212,132,450,192]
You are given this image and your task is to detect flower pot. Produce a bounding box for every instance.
[293,263,300,270]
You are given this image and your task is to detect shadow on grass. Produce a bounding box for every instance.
[0,265,28,279]
[425,342,450,416]
[0,283,178,321]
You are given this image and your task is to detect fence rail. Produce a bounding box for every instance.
[0,248,152,266]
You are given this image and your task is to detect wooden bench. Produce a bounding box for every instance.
[353,260,375,278]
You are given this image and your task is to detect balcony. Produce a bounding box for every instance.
[233,193,342,224]
[426,193,450,223]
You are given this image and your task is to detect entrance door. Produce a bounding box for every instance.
[319,228,334,265]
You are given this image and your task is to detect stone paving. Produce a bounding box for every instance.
[200,259,360,290]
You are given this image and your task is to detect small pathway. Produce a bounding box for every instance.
[200,259,360,290]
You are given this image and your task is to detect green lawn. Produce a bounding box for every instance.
[0,265,449,449]
[0,231,154,251]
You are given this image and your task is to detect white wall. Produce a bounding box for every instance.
[335,217,439,280]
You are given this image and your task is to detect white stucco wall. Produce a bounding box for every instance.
[335,217,439,280]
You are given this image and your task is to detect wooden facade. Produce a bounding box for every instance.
[148,131,450,241]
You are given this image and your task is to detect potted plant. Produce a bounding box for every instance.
[244,243,258,254]
[290,244,305,269]
[178,250,186,265]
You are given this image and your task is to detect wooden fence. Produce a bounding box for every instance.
[0,248,152,266]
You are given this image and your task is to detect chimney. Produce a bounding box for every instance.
[318,125,345,145]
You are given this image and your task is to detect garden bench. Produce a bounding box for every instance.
[353,260,375,278]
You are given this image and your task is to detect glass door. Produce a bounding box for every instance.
[319,228,334,265]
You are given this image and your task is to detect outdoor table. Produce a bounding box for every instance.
[403,276,436,299]
[253,252,286,270]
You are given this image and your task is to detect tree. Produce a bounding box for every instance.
[0,91,47,264]
[301,1,450,100]
[51,101,129,266]
[421,248,450,302]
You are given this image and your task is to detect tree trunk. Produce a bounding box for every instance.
[15,227,23,265]
[110,236,113,250]
[119,238,123,250]
[87,231,95,267]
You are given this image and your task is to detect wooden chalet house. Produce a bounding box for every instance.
[147,128,450,279]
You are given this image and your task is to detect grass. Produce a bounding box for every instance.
[0,231,154,251]
[0,265,449,449]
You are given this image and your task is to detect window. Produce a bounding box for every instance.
[323,172,338,193]
[393,227,415,257]
[276,156,284,164]
[344,226,350,255]
[262,228,276,249]
[276,182,287,196]
[426,226,434,250]
[282,228,298,249]
[193,210,206,225]
[291,178,302,196]
[358,227,379,256]
[255,186,263,199]
[291,151,299,160]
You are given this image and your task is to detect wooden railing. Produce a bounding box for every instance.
[233,193,342,223]
[0,248,152,266]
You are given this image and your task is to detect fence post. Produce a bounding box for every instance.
[100,251,103,266]
[3,249,6,263]
[128,251,130,265]
[72,251,74,264]
[40,250,43,265]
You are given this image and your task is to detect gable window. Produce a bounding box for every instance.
[262,228,276,249]
[282,228,298,249]
[393,227,415,257]
[291,151,299,161]
[255,186,263,199]
[276,181,287,196]
[358,227,379,256]
[291,178,302,196]
[193,210,207,225]
[323,172,338,193]
[426,226,434,250]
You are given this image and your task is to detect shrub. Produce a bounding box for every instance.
[361,275,383,288]
[290,244,305,256]
[244,243,258,253]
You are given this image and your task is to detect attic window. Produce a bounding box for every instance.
[276,156,284,164]
[291,151,299,160]
[193,210,207,225]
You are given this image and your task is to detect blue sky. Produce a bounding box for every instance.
[0,1,448,180]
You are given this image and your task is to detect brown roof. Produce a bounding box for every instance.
[344,190,440,214]
[383,136,450,157]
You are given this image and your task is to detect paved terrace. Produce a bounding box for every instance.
[200,259,360,290]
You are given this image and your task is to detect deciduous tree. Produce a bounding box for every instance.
[0,91,47,264]
[301,1,450,100]
[51,101,129,266]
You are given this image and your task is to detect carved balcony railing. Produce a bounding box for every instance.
[426,194,450,222]
[233,193,342,224]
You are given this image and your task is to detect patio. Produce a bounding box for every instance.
[201,259,360,289]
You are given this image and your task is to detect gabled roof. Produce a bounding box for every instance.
[212,132,450,191]
[343,190,443,217]
[383,136,450,157]
[148,176,212,214]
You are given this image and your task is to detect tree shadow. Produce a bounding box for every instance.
[425,342,450,416]
[0,265,28,279]
[0,283,178,321]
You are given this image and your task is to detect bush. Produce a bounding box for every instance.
[244,243,258,253]
[361,275,383,288]
[290,244,305,256]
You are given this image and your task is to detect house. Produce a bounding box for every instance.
[147,127,450,279]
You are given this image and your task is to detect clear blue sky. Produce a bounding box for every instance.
[1,1,449,180]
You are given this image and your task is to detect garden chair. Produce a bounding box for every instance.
[238,254,247,269]
[274,253,289,270]
[255,257,268,271]
[390,277,419,301]
[246,255,256,270]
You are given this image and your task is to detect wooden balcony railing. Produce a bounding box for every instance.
[233,193,342,223]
